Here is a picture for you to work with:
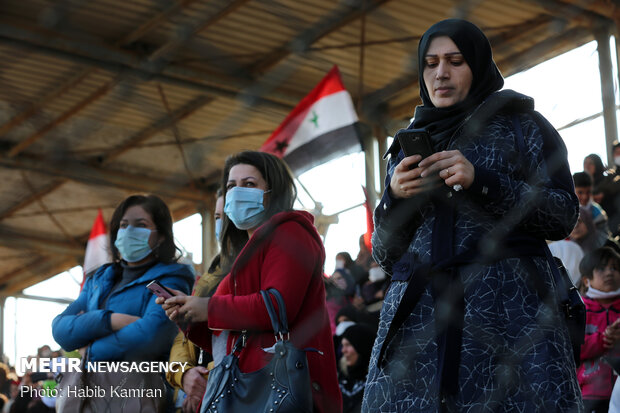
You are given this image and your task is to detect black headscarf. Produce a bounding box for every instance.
[411,19,504,149]
[341,323,376,380]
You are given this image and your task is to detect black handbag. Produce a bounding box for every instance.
[544,248,586,363]
[199,288,313,413]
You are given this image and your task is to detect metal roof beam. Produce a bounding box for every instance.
[148,0,251,62]
[4,293,74,305]
[101,95,214,163]
[0,0,203,140]
[0,19,297,111]
[544,0,620,21]
[121,0,203,46]
[0,94,217,219]
[0,226,84,257]
[496,26,593,76]
[0,255,78,295]
[0,153,209,202]
[247,0,393,75]
[6,76,122,157]
[0,181,63,220]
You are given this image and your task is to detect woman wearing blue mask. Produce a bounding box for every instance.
[52,194,194,409]
[159,151,342,413]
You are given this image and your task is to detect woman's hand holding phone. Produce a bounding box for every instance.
[156,291,210,324]
[390,155,442,198]
[418,150,475,191]
[391,129,443,198]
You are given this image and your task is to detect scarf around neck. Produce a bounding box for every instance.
[586,286,620,300]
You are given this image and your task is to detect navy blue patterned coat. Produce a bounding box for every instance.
[363,92,583,412]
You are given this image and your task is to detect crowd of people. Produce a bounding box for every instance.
[0,345,62,413]
[5,17,620,413]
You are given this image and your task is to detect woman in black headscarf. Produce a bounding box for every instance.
[364,19,583,411]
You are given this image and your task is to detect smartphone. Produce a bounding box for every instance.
[146,280,175,300]
[396,129,434,169]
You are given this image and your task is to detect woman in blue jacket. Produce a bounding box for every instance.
[52,194,194,362]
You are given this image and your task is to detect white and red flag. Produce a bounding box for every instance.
[81,209,111,289]
[260,65,361,174]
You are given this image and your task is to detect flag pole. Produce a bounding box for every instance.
[295,177,317,205]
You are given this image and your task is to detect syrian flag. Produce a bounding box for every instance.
[260,66,362,174]
[81,209,111,289]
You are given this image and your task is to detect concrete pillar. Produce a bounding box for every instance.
[363,132,378,209]
[375,125,388,196]
[596,27,619,166]
[199,200,217,275]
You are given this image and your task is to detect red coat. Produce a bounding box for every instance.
[189,210,342,413]
[578,295,620,400]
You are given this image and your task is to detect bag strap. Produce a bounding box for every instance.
[267,289,289,335]
[260,288,289,338]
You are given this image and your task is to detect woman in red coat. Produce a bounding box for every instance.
[161,150,342,413]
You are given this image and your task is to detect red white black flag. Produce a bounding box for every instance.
[260,66,361,174]
[82,209,111,289]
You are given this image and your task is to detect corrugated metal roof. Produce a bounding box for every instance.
[0,0,614,293]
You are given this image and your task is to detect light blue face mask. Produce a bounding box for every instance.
[224,187,270,230]
[114,226,154,263]
[214,218,222,241]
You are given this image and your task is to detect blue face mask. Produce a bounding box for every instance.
[224,187,270,230]
[114,226,154,263]
[214,218,222,241]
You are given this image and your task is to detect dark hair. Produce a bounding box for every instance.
[336,252,354,268]
[584,154,606,177]
[613,140,620,152]
[109,194,179,263]
[573,171,593,188]
[219,151,297,264]
[579,246,620,279]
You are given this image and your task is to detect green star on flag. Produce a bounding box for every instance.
[260,65,360,174]
[310,111,319,128]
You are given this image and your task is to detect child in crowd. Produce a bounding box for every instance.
[574,172,611,249]
[578,246,620,412]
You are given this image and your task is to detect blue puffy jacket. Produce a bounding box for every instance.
[52,262,194,361]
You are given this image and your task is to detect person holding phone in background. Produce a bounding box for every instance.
[364,19,582,411]
[165,190,231,413]
[52,194,194,410]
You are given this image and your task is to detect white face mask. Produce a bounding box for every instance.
[368,267,386,282]
[335,259,345,270]
[614,156,620,167]
[335,321,355,336]
[586,286,620,300]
